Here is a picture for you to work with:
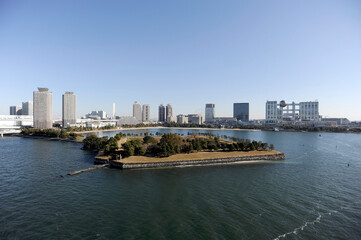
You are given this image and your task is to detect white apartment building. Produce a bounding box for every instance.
[33,88,52,129]
[62,92,77,128]
[133,101,142,122]
[142,104,150,122]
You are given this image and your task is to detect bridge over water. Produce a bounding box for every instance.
[0,126,21,137]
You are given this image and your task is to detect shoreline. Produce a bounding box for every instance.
[18,135,84,143]
[110,151,285,169]
[74,126,361,135]
[75,126,260,134]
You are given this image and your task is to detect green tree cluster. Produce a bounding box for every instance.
[123,139,145,157]
[143,136,157,144]
[82,135,109,150]
[66,125,116,132]
[21,128,81,140]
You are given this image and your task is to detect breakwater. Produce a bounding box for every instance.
[66,165,107,176]
[110,153,285,169]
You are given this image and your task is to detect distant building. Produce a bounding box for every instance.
[33,88,52,129]
[85,111,107,120]
[158,104,165,122]
[167,116,177,123]
[299,102,320,121]
[117,116,139,126]
[62,92,77,128]
[0,115,34,130]
[213,117,238,125]
[85,121,116,128]
[233,103,249,122]
[265,101,278,123]
[98,111,107,119]
[22,101,33,115]
[166,104,173,122]
[322,118,350,126]
[205,104,215,123]
[177,114,188,124]
[266,100,320,123]
[142,104,150,122]
[112,103,116,119]
[10,106,22,115]
[133,101,142,122]
[187,114,203,125]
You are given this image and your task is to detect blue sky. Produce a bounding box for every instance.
[1,0,361,120]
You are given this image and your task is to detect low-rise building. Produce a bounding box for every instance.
[321,118,350,126]
[187,114,203,125]
[117,116,139,126]
[0,115,33,135]
[212,117,238,125]
[166,116,177,123]
[85,110,107,120]
[177,114,188,124]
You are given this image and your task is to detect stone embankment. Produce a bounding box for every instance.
[110,153,285,169]
[66,165,107,176]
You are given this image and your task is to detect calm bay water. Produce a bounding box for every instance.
[1,129,360,239]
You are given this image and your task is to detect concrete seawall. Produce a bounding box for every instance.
[110,153,285,169]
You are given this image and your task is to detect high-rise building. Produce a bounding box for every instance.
[62,92,77,128]
[166,104,173,122]
[158,104,165,122]
[205,104,215,123]
[233,103,249,122]
[142,104,150,122]
[265,100,320,123]
[133,101,142,122]
[10,106,22,115]
[22,101,33,115]
[299,101,320,121]
[112,103,116,119]
[265,101,278,121]
[33,88,52,129]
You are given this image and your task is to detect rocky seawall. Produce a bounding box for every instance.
[110,153,285,169]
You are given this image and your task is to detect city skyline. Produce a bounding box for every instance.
[1,1,361,120]
[2,88,355,122]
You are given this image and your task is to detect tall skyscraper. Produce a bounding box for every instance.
[133,101,142,122]
[233,103,249,122]
[62,92,77,128]
[158,104,165,122]
[10,106,22,115]
[205,104,215,123]
[33,88,52,129]
[142,104,150,122]
[22,101,33,115]
[112,103,116,119]
[166,104,173,122]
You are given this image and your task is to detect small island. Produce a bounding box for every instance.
[82,133,285,169]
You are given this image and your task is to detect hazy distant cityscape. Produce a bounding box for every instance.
[0,86,358,136]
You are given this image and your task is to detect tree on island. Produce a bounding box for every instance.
[82,135,109,150]
[82,132,276,159]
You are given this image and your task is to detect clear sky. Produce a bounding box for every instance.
[1,0,361,120]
